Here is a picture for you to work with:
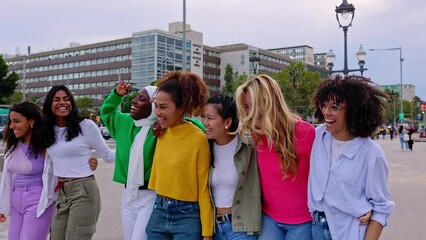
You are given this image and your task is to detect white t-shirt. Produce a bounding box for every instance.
[47,119,115,178]
[211,136,239,208]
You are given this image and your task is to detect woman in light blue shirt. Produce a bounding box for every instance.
[308,76,395,240]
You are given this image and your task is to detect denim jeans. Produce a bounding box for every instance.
[311,211,332,240]
[258,213,312,240]
[214,220,258,240]
[146,195,202,240]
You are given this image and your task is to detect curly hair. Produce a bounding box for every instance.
[4,102,44,158]
[42,85,84,147]
[235,75,300,178]
[156,71,208,116]
[312,75,388,137]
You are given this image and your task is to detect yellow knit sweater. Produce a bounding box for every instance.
[148,122,213,236]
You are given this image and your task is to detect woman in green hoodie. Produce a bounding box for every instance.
[100,81,157,240]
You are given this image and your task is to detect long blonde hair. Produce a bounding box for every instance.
[235,75,299,177]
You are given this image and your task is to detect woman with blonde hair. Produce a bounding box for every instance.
[235,75,314,240]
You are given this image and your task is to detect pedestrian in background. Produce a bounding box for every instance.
[146,71,213,240]
[309,75,395,240]
[43,85,115,240]
[201,94,261,240]
[100,82,157,240]
[235,75,315,240]
[0,102,56,240]
[398,125,408,151]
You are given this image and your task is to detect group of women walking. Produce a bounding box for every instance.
[0,71,394,240]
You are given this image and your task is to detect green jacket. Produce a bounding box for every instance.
[100,90,156,184]
[210,136,262,234]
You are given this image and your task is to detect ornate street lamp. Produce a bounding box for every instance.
[326,1,367,76]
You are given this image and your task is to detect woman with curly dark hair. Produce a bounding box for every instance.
[0,102,56,240]
[146,71,213,240]
[309,75,395,240]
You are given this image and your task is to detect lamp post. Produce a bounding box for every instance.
[326,45,367,76]
[118,68,125,82]
[182,0,187,72]
[389,90,396,125]
[249,51,260,75]
[369,47,404,123]
[326,1,367,76]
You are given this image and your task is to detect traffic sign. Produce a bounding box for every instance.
[422,103,426,112]
[399,112,404,120]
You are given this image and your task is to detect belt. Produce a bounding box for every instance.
[216,213,232,223]
[124,180,149,190]
[55,175,94,192]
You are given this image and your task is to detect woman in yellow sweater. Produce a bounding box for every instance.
[146,71,213,240]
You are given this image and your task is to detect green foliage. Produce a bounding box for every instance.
[272,62,323,120]
[222,64,235,94]
[76,97,93,117]
[234,72,248,90]
[0,55,20,104]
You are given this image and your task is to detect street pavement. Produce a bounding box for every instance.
[0,136,425,240]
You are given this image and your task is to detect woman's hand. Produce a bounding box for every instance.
[115,81,132,96]
[0,214,7,223]
[89,157,98,171]
[358,210,372,225]
[202,237,213,240]
[153,121,165,138]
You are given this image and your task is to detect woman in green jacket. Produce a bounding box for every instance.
[201,94,261,239]
[100,81,157,240]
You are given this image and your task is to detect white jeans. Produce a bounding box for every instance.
[121,188,156,240]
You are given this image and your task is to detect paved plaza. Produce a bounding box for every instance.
[0,136,425,239]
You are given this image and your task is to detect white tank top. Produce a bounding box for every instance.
[211,136,239,208]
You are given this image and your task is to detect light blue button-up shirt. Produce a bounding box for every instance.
[308,124,395,240]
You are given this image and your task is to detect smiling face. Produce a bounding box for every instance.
[9,111,33,144]
[321,100,353,140]
[130,89,152,120]
[201,103,232,145]
[51,90,72,126]
[154,91,185,129]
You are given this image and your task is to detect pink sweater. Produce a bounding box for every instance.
[257,120,314,224]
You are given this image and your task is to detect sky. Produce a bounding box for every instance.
[1,0,425,100]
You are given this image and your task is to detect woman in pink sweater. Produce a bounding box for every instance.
[235,75,314,240]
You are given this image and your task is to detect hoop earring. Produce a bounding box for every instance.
[31,124,33,129]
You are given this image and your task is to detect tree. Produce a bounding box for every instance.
[0,55,20,104]
[234,72,248,90]
[272,62,323,120]
[76,97,93,118]
[222,64,235,94]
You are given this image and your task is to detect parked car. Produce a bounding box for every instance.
[99,126,111,140]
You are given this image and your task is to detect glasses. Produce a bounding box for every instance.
[319,104,346,114]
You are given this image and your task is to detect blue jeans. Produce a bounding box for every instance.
[146,195,202,240]
[214,220,258,240]
[311,211,332,240]
[258,213,312,240]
